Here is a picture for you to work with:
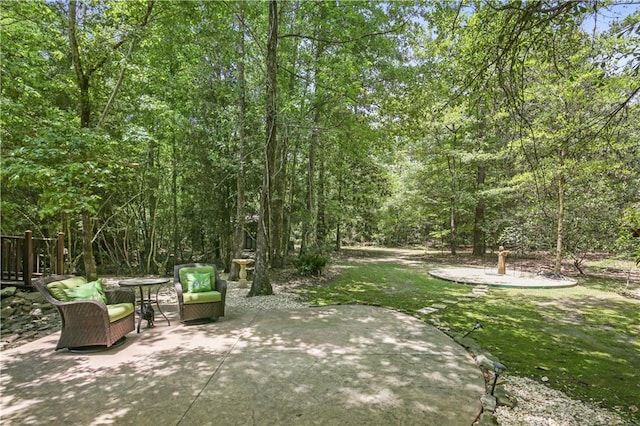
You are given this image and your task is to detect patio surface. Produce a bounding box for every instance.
[0,304,485,425]
[430,266,578,288]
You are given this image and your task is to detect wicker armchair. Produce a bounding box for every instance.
[34,275,135,351]
[174,263,227,323]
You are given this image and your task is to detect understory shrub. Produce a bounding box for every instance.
[294,251,329,276]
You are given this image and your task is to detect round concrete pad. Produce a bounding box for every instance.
[430,266,578,288]
[0,305,484,425]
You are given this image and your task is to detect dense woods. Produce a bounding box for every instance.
[2,1,639,291]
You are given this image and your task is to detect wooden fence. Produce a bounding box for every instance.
[0,231,65,287]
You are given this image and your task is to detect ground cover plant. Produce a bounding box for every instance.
[296,261,469,309]
[295,254,640,424]
[438,285,639,423]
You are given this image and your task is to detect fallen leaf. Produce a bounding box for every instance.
[630,405,638,413]
[536,366,551,371]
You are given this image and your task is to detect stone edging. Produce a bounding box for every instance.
[412,284,514,425]
[0,286,61,349]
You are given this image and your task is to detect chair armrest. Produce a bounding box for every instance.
[106,289,135,305]
[56,299,109,320]
[174,280,184,302]
[215,278,228,295]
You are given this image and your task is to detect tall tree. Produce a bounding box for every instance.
[67,0,154,279]
[250,0,278,296]
[230,3,249,280]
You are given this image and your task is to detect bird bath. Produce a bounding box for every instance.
[232,258,254,288]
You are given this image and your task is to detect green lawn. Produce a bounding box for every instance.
[295,260,640,423]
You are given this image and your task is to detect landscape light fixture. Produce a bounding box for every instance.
[490,361,507,395]
[462,322,483,338]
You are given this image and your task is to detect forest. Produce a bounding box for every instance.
[2,1,639,295]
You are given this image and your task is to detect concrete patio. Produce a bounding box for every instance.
[1,304,485,425]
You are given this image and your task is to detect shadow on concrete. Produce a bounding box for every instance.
[1,305,484,425]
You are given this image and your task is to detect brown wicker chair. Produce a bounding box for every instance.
[34,275,135,351]
[174,263,227,323]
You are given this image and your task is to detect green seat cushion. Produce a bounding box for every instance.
[107,302,134,322]
[183,291,222,305]
[179,266,215,293]
[47,276,87,301]
[63,279,108,304]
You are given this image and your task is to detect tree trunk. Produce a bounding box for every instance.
[335,173,343,251]
[472,162,486,256]
[251,182,273,296]
[81,210,97,281]
[284,136,301,258]
[301,11,326,255]
[278,13,300,261]
[249,0,278,296]
[219,182,233,270]
[64,215,74,274]
[316,156,327,244]
[70,1,96,278]
[145,137,159,274]
[301,113,318,254]
[270,123,287,268]
[554,170,565,275]
[230,5,247,281]
[445,125,458,255]
[171,131,178,271]
[450,195,457,255]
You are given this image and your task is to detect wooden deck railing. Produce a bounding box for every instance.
[0,230,65,287]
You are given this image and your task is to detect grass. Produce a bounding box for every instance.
[297,263,469,309]
[585,257,637,271]
[295,258,640,424]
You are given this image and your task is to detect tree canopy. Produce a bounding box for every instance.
[2,0,638,285]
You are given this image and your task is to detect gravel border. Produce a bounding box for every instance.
[128,277,310,311]
[223,281,309,310]
[494,375,629,425]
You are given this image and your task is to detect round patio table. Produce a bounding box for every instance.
[119,277,171,333]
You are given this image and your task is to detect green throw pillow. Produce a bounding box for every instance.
[63,279,108,304]
[186,272,212,293]
[47,276,87,301]
[179,266,215,293]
